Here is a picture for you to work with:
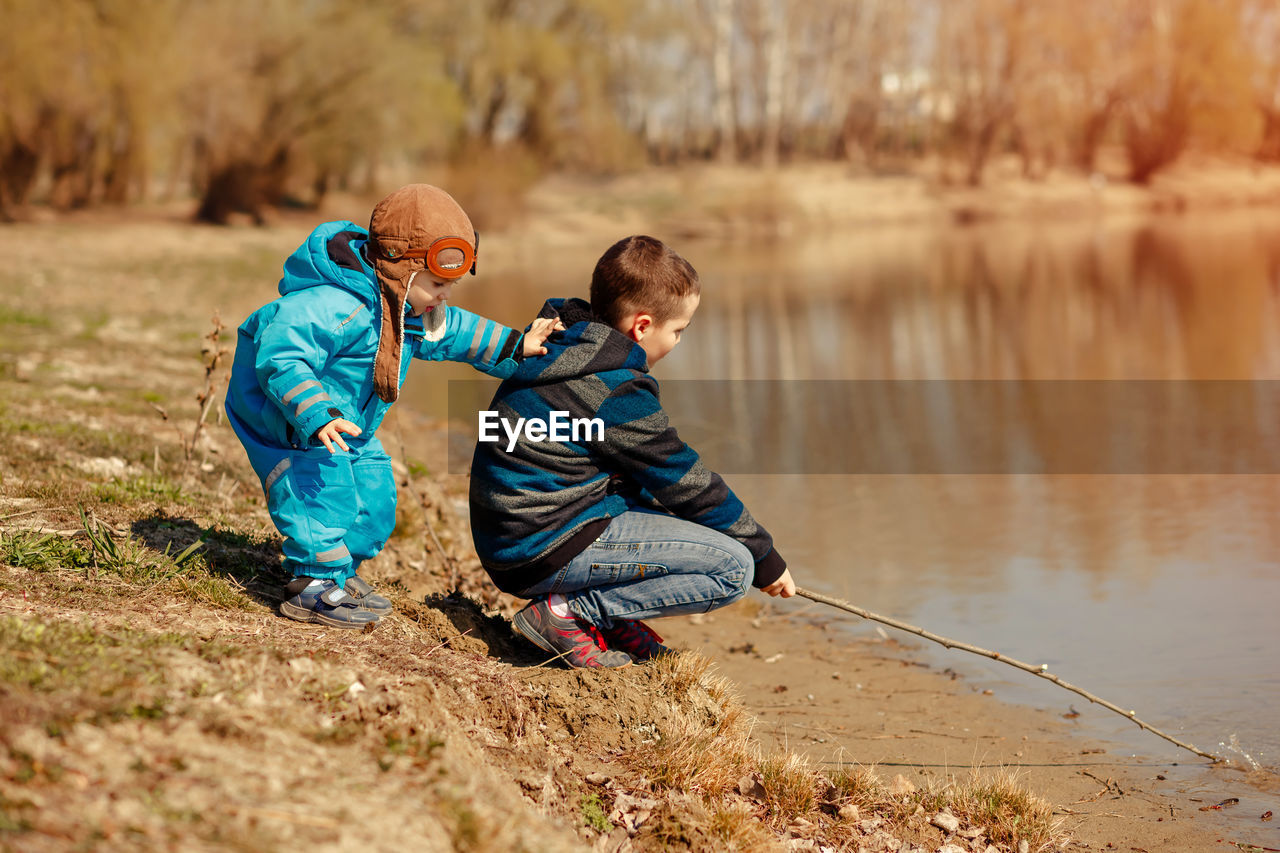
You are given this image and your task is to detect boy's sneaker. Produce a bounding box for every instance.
[511,600,632,668]
[599,619,672,662]
[280,578,379,629]
[344,575,393,616]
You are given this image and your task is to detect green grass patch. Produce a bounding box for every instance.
[72,312,109,342]
[0,530,89,572]
[579,793,611,833]
[378,729,445,771]
[0,307,52,329]
[0,616,186,732]
[0,413,158,477]
[2,512,258,612]
[93,476,186,506]
[0,792,35,833]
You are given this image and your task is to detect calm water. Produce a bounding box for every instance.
[407,211,1280,833]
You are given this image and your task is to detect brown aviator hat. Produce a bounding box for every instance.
[367,184,476,403]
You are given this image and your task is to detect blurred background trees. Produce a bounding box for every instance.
[0,0,1275,221]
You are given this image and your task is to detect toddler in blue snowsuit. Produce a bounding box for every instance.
[226,184,560,628]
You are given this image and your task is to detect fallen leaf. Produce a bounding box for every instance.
[737,773,766,801]
[888,774,916,796]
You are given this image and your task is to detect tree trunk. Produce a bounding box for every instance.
[839,93,879,165]
[712,0,736,163]
[1074,97,1115,172]
[48,119,99,211]
[0,138,41,217]
[965,114,1002,187]
[1257,106,1280,162]
[760,0,785,167]
[101,118,136,205]
[1124,98,1189,184]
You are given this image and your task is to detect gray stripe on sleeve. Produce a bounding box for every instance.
[295,392,331,417]
[465,322,488,360]
[282,379,321,405]
[481,327,502,364]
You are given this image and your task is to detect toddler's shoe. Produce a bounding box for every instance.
[344,575,393,616]
[599,619,672,662]
[512,600,632,668]
[280,578,379,629]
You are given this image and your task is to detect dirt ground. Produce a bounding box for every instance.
[658,600,1278,853]
[3,162,1280,851]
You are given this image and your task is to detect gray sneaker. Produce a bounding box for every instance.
[344,575,393,616]
[512,600,632,668]
[280,578,379,629]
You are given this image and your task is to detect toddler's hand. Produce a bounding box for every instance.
[761,568,796,598]
[521,317,566,357]
[314,418,362,453]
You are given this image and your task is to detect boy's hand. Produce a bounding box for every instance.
[761,568,796,598]
[521,317,566,357]
[314,418,362,453]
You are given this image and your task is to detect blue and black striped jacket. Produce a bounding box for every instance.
[469,297,787,594]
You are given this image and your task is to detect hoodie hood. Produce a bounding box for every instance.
[278,220,378,305]
[512,298,649,385]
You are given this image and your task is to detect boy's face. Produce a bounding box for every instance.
[406,271,455,316]
[624,293,699,367]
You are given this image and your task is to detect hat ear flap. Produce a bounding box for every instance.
[372,255,418,403]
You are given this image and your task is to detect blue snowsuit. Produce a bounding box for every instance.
[226,221,523,585]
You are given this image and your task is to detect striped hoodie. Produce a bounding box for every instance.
[469,297,787,594]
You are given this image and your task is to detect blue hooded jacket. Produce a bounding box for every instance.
[227,220,522,470]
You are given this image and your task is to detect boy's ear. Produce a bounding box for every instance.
[625,312,653,342]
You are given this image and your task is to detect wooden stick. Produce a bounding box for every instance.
[794,586,1226,764]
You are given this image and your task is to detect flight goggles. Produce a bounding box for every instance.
[394,231,479,279]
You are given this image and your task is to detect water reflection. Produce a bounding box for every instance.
[658,212,1280,381]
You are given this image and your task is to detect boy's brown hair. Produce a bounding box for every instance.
[589,235,700,328]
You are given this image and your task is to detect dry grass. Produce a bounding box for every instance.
[949,769,1063,849]
[624,654,1065,851]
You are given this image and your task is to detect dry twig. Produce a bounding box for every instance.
[795,586,1226,764]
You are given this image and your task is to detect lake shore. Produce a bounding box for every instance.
[657,591,1270,852]
[473,154,1280,255]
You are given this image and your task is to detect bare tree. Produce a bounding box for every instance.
[711,0,738,162]
[1119,0,1255,183]
[759,0,786,166]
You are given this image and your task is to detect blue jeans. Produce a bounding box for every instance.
[517,511,755,629]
